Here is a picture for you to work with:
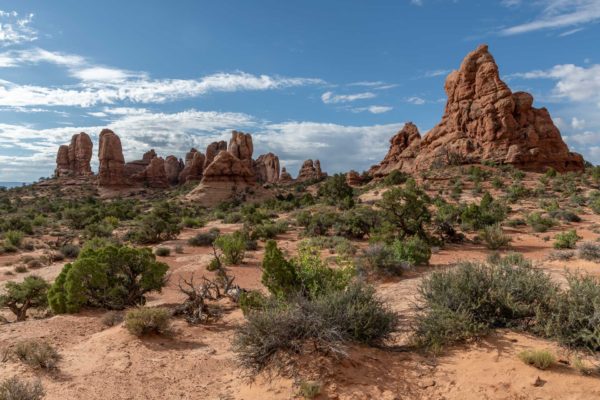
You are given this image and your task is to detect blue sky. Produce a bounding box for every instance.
[0,0,599,181]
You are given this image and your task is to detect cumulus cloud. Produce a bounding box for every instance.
[500,0,600,35]
[0,10,37,46]
[406,96,426,105]
[351,105,393,114]
[321,91,376,104]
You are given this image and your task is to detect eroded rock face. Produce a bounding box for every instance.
[370,123,421,176]
[228,131,254,168]
[296,159,325,182]
[254,153,280,184]
[179,148,205,183]
[279,167,293,184]
[413,44,583,173]
[346,170,363,186]
[55,132,93,177]
[165,155,184,185]
[204,141,227,169]
[125,150,157,177]
[98,129,126,186]
[133,157,168,188]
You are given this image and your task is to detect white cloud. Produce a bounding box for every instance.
[500,0,600,35]
[558,27,585,36]
[71,67,148,82]
[406,96,426,105]
[571,117,586,129]
[321,91,376,104]
[424,69,450,78]
[0,10,37,46]
[0,48,86,68]
[410,0,423,6]
[351,105,393,114]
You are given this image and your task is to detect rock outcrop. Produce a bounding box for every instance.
[369,123,421,176]
[346,170,363,186]
[133,157,169,188]
[55,132,93,177]
[165,155,184,185]
[204,141,227,169]
[228,131,254,169]
[125,150,157,177]
[98,129,126,186]
[279,167,293,184]
[412,44,583,173]
[254,153,280,184]
[179,148,205,183]
[296,159,325,182]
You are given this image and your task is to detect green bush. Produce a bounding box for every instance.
[553,230,580,249]
[480,223,511,250]
[360,243,405,276]
[578,242,600,262]
[519,349,555,370]
[215,231,246,264]
[84,222,114,239]
[3,231,23,248]
[47,245,168,313]
[378,179,431,240]
[294,246,354,299]
[155,247,171,257]
[460,193,508,231]
[60,244,80,259]
[526,212,556,233]
[0,377,44,400]
[382,170,408,186]
[261,240,298,298]
[233,283,397,373]
[414,261,558,350]
[0,276,49,321]
[128,201,182,244]
[124,307,172,336]
[187,228,220,246]
[239,290,268,316]
[14,340,59,370]
[181,216,205,228]
[391,236,431,266]
[317,174,354,208]
[332,207,380,239]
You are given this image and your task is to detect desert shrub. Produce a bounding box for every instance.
[298,380,321,399]
[248,221,288,240]
[124,307,172,336]
[506,182,529,202]
[414,261,558,350]
[84,221,114,239]
[549,209,581,223]
[578,242,600,262]
[299,210,339,237]
[541,274,600,350]
[480,223,511,250]
[486,252,531,268]
[359,243,405,276]
[60,244,80,259]
[187,228,220,246]
[3,231,23,248]
[26,259,42,269]
[526,212,556,233]
[223,212,243,224]
[391,236,431,266]
[382,170,409,186]
[239,290,268,316]
[47,245,168,313]
[378,179,431,240]
[332,207,380,239]
[548,250,575,261]
[0,276,49,321]
[14,340,59,370]
[545,167,557,178]
[460,193,508,231]
[233,283,397,373]
[317,174,354,208]
[0,377,44,400]
[294,246,354,299]
[175,244,184,254]
[215,231,246,264]
[506,218,527,227]
[154,247,171,257]
[13,265,27,273]
[519,349,555,370]
[0,216,33,235]
[128,201,181,244]
[181,216,205,228]
[553,229,580,249]
[491,176,504,189]
[102,310,124,327]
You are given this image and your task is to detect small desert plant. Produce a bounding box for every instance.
[518,349,555,370]
[174,244,184,254]
[0,276,49,321]
[0,377,44,400]
[526,212,556,233]
[391,236,431,266]
[298,380,322,399]
[154,247,171,257]
[3,231,23,248]
[553,229,580,249]
[13,265,27,273]
[572,356,594,375]
[215,231,247,264]
[239,290,267,316]
[548,250,575,261]
[60,244,80,259]
[480,223,511,250]
[124,307,172,336]
[578,242,600,262]
[187,228,220,246]
[359,243,405,276]
[102,310,124,327]
[14,340,60,370]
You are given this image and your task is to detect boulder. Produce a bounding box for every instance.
[98,129,126,186]
[254,153,280,183]
[413,44,583,173]
[369,122,421,176]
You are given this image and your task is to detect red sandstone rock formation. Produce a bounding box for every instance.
[55,132,93,177]
[346,170,363,186]
[125,149,157,177]
[165,155,184,185]
[254,153,280,184]
[413,44,583,173]
[369,122,421,176]
[98,129,126,186]
[204,141,227,169]
[279,167,293,184]
[133,157,169,188]
[296,159,325,182]
[179,148,205,183]
[228,131,254,169]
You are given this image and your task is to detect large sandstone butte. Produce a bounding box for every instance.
[254,152,280,184]
[369,122,421,177]
[413,44,584,173]
[179,148,205,183]
[98,129,126,187]
[297,159,326,182]
[55,132,93,177]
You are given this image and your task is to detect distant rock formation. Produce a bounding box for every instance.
[413,44,583,173]
[228,131,254,169]
[369,122,421,176]
[133,157,169,188]
[98,129,126,186]
[279,167,293,184]
[165,155,184,185]
[297,159,325,182]
[125,149,157,178]
[55,132,93,177]
[254,153,280,184]
[204,141,227,169]
[346,170,363,186]
[179,148,205,183]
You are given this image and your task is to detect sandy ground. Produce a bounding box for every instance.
[2,176,600,399]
